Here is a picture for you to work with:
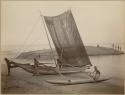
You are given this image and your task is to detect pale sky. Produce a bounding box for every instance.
[1,1,125,51]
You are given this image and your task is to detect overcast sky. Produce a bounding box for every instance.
[1,1,125,51]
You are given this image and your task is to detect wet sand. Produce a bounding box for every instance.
[1,64,124,94]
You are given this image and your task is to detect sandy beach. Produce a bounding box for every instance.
[1,67,124,94]
[1,54,124,94]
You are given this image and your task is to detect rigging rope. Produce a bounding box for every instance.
[40,14,57,65]
[15,17,40,58]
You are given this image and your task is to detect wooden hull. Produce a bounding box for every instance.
[4,58,82,75]
[19,64,81,75]
[6,62,81,75]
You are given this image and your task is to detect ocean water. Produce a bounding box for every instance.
[90,55,124,79]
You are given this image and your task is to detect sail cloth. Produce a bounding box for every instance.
[44,10,92,67]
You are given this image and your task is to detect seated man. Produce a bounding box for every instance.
[86,65,100,81]
[57,59,63,69]
[93,66,100,81]
[33,58,40,76]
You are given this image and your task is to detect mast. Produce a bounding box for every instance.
[40,13,65,77]
[40,14,57,66]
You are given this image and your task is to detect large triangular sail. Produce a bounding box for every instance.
[44,10,92,67]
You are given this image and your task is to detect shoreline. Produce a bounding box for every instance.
[16,46,124,59]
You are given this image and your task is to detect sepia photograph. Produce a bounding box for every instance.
[1,1,125,94]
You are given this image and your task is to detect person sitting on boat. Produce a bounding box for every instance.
[86,65,100,81]
[34,58,39,66]
[57,58,63,69]
[34,58,48,67]
[93,66,100,81]
[33,58,40,76]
